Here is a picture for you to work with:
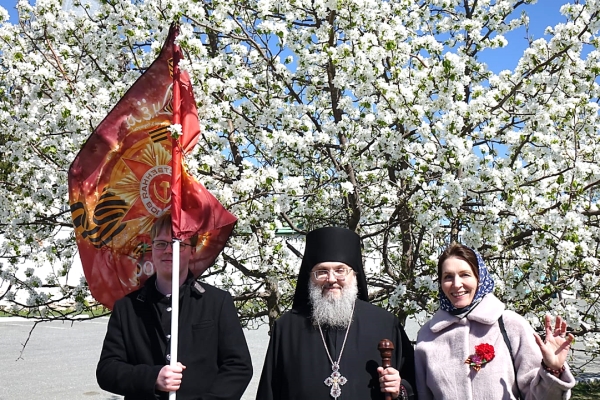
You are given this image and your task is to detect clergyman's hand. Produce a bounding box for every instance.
[377,366,400,399]
[156,362,186,392]
[534,314,574,371]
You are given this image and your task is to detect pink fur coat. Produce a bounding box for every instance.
[415,294,575,400]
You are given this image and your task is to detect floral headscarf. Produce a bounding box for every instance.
[439,246,495,317]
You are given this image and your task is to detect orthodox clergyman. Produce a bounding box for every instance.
[257,227,416,400]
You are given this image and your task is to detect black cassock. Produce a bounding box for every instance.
[256,299,416,400]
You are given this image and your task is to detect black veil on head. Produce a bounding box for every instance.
[291,226,369,312]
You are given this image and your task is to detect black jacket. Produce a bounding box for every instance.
[96,275,252,400]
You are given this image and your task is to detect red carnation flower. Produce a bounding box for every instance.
[465,343,495,372]
[475,343,495,362]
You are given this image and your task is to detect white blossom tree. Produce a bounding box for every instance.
[1,0,600,365]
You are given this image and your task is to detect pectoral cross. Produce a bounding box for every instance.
[324,361,347,399]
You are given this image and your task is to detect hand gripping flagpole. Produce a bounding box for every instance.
[170,24,183,400]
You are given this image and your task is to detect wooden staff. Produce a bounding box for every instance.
[378,339,394,400]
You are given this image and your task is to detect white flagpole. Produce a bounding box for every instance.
[169,239,180,400]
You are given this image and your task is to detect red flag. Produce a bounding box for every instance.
[68,26,237,309]
[171,26,184,240]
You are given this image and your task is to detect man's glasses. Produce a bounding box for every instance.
[152,240,193,251]
[312,267,353,281]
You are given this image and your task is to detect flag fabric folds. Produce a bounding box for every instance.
[68,26,237,309]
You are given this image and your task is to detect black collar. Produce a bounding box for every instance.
[136,272,205,302]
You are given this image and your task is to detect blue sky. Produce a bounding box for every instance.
[0,0,574,73]
[479,0,572,73]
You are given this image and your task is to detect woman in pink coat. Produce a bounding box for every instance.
[415,243,576,400]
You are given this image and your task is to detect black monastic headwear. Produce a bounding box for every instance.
[291,227,369,313]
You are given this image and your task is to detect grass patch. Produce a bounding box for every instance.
[573,381,600,400]
[0,309,31,317]
[0,306,110,319]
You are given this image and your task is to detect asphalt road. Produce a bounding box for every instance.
[0,317,270,400]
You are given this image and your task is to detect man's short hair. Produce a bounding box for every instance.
[150,211,199,247]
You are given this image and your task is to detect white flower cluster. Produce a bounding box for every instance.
[167,123,183,138]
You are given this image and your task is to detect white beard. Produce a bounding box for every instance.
[309,279,358,329]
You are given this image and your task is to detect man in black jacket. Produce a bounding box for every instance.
[96,212,252,400]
